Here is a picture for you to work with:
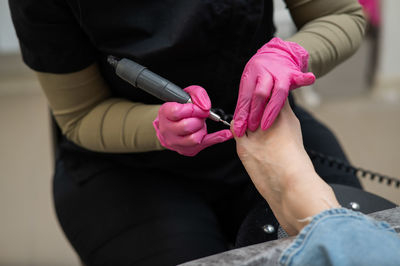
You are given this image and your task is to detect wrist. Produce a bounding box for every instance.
[258,37,310,72]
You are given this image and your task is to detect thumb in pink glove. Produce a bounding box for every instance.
[153,85,233,156]
[233,37,315,137]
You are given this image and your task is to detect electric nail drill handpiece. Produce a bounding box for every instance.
[107,56,231,127]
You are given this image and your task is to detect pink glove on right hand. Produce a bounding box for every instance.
[153,85,233,156]
[233,37,315,137]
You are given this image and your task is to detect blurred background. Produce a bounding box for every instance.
[0,0,399,265]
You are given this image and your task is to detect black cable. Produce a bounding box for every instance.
[211,108,233,123]
[307,149,400,189]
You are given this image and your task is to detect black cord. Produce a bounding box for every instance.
[211,108,400,189]
[307,149,400,189]
[211,108,233,123]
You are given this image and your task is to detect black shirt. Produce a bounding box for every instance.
[10,0,276,183]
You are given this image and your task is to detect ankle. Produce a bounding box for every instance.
[281,173,340,234]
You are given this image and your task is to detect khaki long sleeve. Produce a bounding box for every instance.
[36,65,164,153]
[37,0,366,153]
[285,0,366,77]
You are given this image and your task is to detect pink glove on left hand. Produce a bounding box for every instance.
[233,37,316,137]
[153,85,233,156]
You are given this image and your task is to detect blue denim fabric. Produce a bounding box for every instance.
[279,208,400,266]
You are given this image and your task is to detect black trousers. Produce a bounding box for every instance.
[53,103,361,266]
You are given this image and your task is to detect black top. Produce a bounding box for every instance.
[10,0,276,183]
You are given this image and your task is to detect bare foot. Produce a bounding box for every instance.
[232,101,340,235]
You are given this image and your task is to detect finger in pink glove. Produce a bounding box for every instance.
[153,85,233,156]
[233,37,315,137]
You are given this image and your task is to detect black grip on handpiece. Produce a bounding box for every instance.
[112,57,191,104]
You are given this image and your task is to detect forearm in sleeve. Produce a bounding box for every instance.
[36,64,164,153]
[285,0,367,77]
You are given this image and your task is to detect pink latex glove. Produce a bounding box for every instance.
[153,85,233,156]
[233,37,316,137]
[359,0,381,27]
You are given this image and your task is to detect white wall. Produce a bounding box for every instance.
[0,0,20,53]
[376,0,400,84]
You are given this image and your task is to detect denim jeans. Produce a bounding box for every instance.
[279,208,400,266]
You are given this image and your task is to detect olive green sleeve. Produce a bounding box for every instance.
[36,64,164,153]
[285,0,367,77]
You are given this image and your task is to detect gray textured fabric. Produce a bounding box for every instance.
[369,207,400,234]
[181,238,294,266]
[181,207,400,266]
